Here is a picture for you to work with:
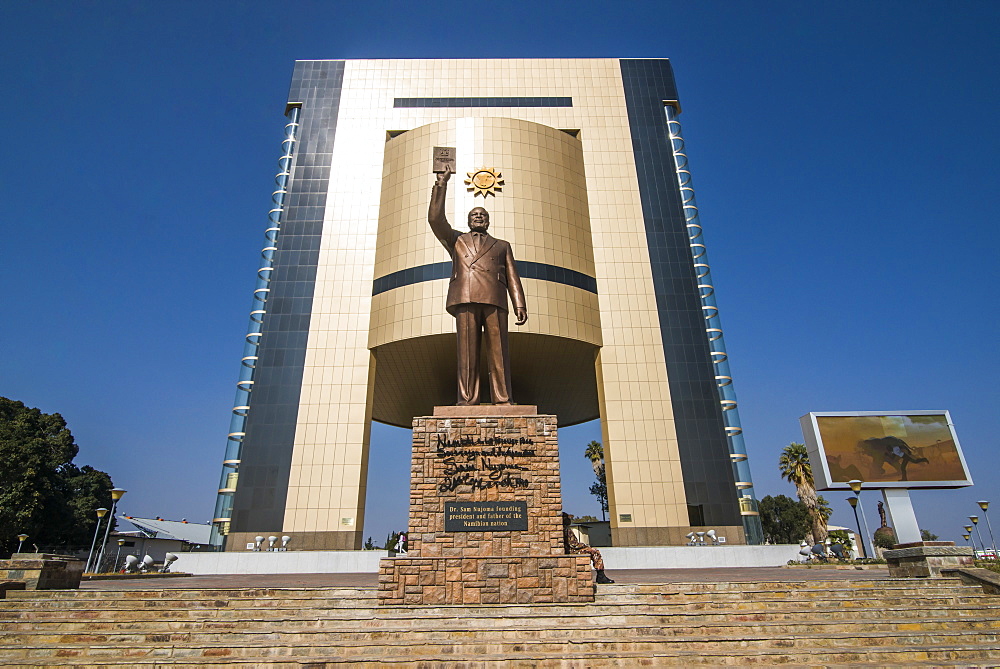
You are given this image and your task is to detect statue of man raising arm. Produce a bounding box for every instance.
[428,164,527,406]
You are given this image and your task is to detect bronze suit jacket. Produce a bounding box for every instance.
[428,185,527,317]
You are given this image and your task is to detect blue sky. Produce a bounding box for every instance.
[3,2,997,549]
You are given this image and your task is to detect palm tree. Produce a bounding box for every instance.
[584,441,607,521]
[778,442,828,543]
[584,441,604,477]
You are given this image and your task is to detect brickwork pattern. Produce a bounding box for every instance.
[408,414,563,558]
[378,412,594,605]
[377,555,593,605]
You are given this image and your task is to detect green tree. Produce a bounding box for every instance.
[778,442,827,543]
[583,441,608,520]
[921,529,939,541]
[584,441,604,477]
[828,529,852,546]
[757,495,812,544]
[0,397,116,554]
[874,527,898,549]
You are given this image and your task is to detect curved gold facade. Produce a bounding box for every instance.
[369,118,602,426]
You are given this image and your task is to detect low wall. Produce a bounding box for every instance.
[600,545,801,569]
[174,545,800,575]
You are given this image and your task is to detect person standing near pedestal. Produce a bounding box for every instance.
[428,164,527,405]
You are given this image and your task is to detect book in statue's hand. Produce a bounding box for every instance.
[433,146,456,173]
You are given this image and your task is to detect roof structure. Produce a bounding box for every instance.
[119,516,212,545]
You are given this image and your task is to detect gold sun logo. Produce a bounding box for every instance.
[464,167,504,197]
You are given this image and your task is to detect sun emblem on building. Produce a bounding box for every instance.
[464,167,504,197]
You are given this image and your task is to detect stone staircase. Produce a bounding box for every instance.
[1,577,999,666]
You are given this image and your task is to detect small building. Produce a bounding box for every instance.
[106,516,213,566]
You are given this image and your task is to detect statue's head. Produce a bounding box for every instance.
[467,207,490,232]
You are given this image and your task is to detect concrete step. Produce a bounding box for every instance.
[1,577,969,601]
[2,604,997,634]
[5,628,1000,662]
[1,583,991,608]
[0,577,997,666]
[2,597,997,627]
[3,614,1000,648]
[6,646,1000,667]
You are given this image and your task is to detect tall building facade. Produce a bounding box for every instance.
[211,58,762,550]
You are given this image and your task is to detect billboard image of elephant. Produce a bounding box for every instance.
[800,411,972,490]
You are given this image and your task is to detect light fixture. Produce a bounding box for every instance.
[845,497,865,558]
[969,516,988,555]
[976,500,997,558]
[95,490,127,573]
[267,535,278,550]
[254,535,264,551]
[846,482,873,559]
[16,534,28,553]
[161,553,178,572]
[281,535,291,550]
[85,508,110,573]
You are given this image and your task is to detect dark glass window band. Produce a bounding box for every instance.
[372,260,597,296]
[394,97,572,108]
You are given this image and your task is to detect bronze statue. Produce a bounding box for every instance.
[428,165,527,405]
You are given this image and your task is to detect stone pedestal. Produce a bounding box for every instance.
[377,408,595,605]
[0,553,84,589]
[884,541,974,578]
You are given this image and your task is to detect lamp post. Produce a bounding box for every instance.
[114,538,126,573]
[94,488,126,573]
[963,533,971,547]
[970,516,987,559]
[964,524,978,552]
[846,497,867,558]
[977,501,997,559]
[847,480,874,558]
[16,534,29,553]
[85,508,109,573]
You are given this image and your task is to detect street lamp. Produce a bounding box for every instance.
[977,501,997,559]
[963,533,971,546]
[16,534,28,553]
[970,516,987,559]
[846,497,867,558]
[85,508,109,573]
[114,538,126,573]
[847,480,874,558]
[94,488,126,573]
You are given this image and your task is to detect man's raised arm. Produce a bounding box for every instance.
[428,164,457,247]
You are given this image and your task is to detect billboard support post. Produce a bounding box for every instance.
[881,489,921,544]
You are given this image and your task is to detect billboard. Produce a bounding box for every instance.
[800,411,972,490]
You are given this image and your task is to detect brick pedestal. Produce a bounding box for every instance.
[884,541,974,578]
[0,553,84,589]
[378,408,595,605]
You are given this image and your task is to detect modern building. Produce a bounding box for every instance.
[211,58,762,551]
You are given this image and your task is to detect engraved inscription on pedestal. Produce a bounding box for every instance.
[377,409,595,605]
[445,501,528,532]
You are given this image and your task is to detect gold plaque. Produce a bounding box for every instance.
[464,167,504,197]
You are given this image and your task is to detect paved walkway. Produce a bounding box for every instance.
[82,566,890,591]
